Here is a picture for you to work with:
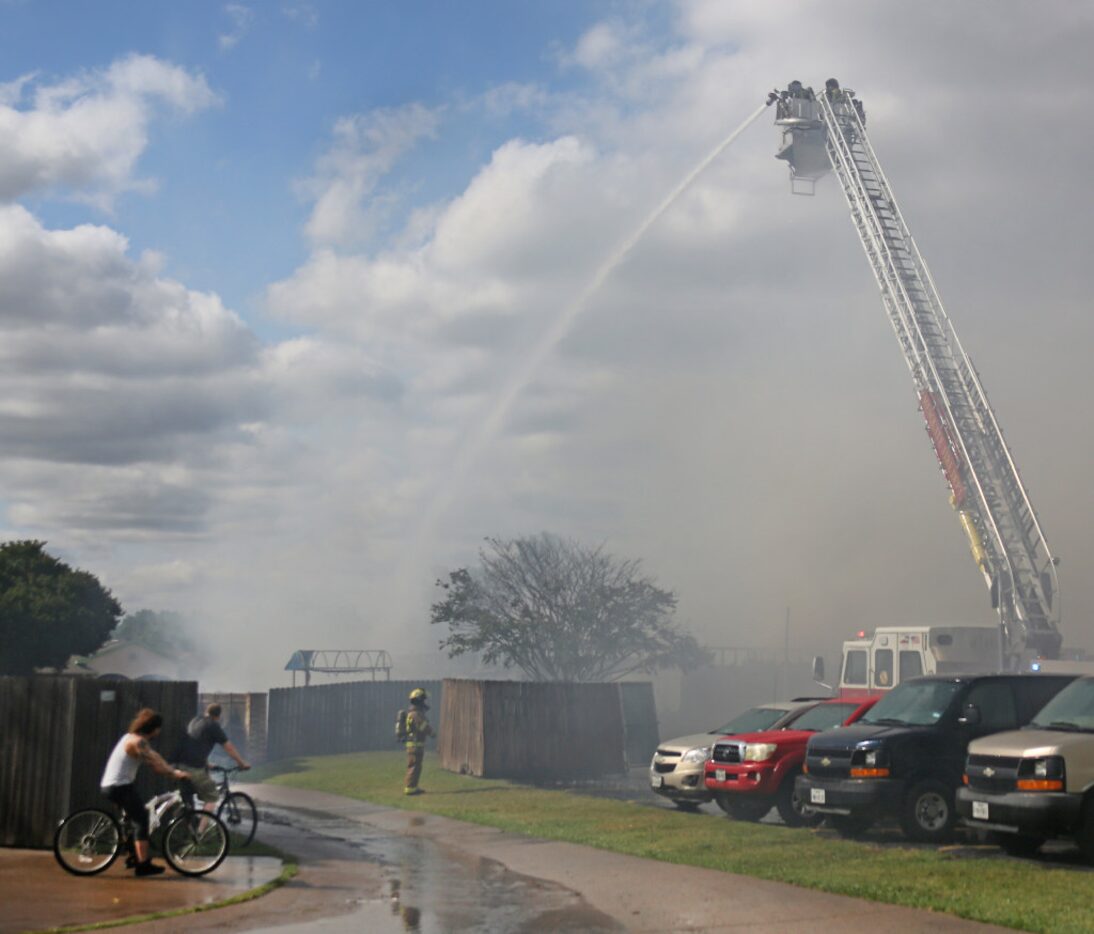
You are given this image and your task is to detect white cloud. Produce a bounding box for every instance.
[3,5,1094,686]
[247,1,1094,681]
[0,54,217,205]
[218,3,255,51]
[301,104,440,247]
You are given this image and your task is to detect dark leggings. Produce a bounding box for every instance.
[105,784,149,841]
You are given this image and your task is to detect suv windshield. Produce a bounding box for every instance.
[712,706,796,735]
[789,702,859,732]
[1028,678,1094,731]
[859,680,963,727]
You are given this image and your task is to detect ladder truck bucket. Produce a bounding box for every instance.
[772,82,830,195]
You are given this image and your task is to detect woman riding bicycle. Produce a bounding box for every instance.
[99,708,188,876]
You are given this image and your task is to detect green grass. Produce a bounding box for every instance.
[251,751,1094,934]
[34,841,298,934]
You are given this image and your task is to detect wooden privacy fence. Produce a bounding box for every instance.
[439,679,655,780]
[619,682,659,765]
[0,676,197,849]
[198,692,268,763]
[266,680,443,761]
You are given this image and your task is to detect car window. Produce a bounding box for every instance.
[899,650,923,681]
[964,681,1019,732]
[1028,678,1094,731]
[712,706,791,734]
[1021,677,1078,723]
[860,679,963,726]
[843,649,867,685]
[790,703,859,732]
[873,648,893,688]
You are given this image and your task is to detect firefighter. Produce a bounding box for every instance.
[404,688,434,795]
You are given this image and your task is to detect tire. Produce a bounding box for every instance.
[162,809,229,876]
[775,774,822,828]
[899,780,956,843]
[53,809,122,876]
[828,814,872,838]
[996,833,1045,858]
[217,792,258,847]
[723,798,772,822]
[1076,799,1094,864]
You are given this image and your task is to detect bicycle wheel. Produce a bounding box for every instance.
[217,791,257,847]
[53,809,122,875]
[162,809,229,876]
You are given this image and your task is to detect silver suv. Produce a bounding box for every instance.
[650,700,820,810]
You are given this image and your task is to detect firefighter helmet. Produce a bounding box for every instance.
[409,687,428,704]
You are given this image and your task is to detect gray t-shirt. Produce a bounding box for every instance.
[174,716,228,768]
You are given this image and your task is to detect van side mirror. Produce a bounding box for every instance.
[958,704,981,726]
[812,655,825,682]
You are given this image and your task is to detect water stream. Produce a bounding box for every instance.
[398,101,770,603]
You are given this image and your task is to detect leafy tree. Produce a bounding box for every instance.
[0,540,122,675]
[431,533,710,681]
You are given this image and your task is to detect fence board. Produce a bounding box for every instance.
[0,676,196,848]
[266,681,443,761]
[619,682,660,766]
[439,680,628,780]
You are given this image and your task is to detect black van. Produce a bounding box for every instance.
[794,673,1075,842]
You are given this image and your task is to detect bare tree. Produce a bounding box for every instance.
[431,533,710,681]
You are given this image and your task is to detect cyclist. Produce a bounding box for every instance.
[173,703,250,812]
[100,708,188,877]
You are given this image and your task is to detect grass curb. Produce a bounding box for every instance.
[33,852,299,934]
[251,751,1094,934]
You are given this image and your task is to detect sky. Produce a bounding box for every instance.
[3,0,1094,689]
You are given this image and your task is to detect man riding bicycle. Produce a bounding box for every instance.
[172,703,250,811]
[100,708,189,877]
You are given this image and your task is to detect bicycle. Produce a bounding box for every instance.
[53,787,229,877]
[209,765,258,847]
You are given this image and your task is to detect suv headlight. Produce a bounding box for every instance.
[680,746,711,765]
[1017,756,1065,791]
[743,743,777,762]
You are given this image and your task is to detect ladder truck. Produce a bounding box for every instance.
[768,79,1062,681]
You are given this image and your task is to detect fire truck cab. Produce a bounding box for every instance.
[820,625,1003,698]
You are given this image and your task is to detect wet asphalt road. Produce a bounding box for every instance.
[115,778,1083,933]
[237,786,1011,932]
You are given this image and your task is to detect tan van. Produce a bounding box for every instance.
[957,675,1094,859]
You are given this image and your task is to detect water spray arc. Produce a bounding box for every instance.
[400,101,770,603]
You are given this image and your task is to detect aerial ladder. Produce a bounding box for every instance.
[769,79,1061,669]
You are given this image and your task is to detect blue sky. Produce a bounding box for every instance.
[2,1,1093,687]
[3,1,624,331]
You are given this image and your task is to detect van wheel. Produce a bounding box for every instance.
[1076,800,1094,863]
[996,833,1045,857]
[899,780,955,843]
[776,774,822,827]
[828,815,871,838]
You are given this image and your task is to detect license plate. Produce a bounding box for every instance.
[715,769,726,782]
[972,800,989,820]
[810,788,826,805]
[651,774,663,789]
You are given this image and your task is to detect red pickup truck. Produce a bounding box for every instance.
[703,696,879,825]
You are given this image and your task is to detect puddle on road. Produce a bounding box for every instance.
[254,809,622,933]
